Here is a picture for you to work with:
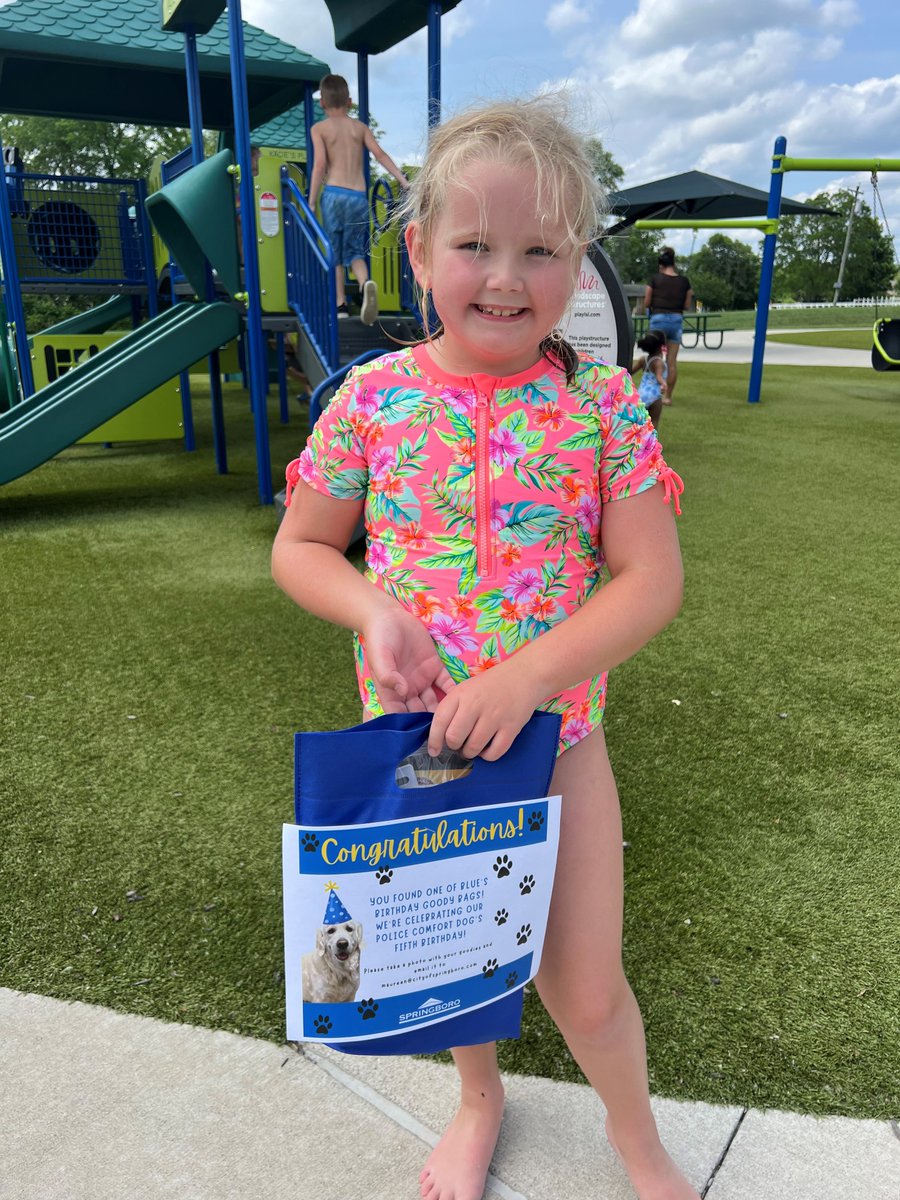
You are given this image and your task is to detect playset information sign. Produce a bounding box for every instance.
[282,795,561,1043]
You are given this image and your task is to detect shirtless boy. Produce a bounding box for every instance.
[308,74,409,326]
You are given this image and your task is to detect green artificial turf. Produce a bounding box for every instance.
[2,367,898,1119]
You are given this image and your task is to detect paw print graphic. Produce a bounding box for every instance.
[357,999,379,1020]
[375,868,393,885]
[494,908,509,926]
[516,923,532,945]
[301,833,320,852]
[519,874,535,895]
[493,854,513,878]
[528,810,545,832]
[482,958,499,978]
[505,971,519,989]
[314,1015,333,1035]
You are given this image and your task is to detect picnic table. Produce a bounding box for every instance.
[632,312,733,349]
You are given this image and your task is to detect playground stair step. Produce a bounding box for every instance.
[338,314,421,366]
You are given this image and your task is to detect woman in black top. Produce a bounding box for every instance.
[643,246,693,403]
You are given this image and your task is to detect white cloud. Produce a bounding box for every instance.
[619,0,857,47]
[546,2,591,33]
[443,9,476,44]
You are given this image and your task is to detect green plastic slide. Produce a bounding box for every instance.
[0,301,241,487]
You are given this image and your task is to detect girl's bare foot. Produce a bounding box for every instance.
[606,1116,701,1200]
[420,1083,505,1200]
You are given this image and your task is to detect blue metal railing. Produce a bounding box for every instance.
[308,348,385,428]
[282,170,339,377]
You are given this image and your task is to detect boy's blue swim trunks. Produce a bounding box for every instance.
[320,185,369,266]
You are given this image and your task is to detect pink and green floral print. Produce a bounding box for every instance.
[285,345,682,753]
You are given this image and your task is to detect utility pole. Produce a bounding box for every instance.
[833,185,860,303]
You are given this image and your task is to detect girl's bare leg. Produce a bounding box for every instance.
[535,729,700,1200]
[419,1042,504,1200]
[664,339,680,401]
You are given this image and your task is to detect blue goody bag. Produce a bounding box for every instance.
[287,710,561,1055]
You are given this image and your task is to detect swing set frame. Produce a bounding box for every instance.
[749,138,900,401]
[633,138,900,400]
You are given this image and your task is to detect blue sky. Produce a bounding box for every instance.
[245,0,900,259]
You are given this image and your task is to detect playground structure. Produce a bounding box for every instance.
[0,0,468,502]
[0,0,331,503]
[0,0,638,505]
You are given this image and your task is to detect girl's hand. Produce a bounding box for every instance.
[363,607,455,714]
[427,660,545,761]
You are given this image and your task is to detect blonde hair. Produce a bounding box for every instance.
[400,96,605,381]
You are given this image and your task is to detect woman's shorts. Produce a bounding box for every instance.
[649,312,684,344]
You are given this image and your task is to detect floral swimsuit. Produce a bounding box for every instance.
[285,344,682,754]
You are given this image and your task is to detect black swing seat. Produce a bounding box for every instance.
[871,318,900,371]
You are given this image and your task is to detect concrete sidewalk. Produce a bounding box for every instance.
[674,327,871,368]
[2,988,898,1200]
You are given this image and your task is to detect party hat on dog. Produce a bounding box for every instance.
[323,882,353,924]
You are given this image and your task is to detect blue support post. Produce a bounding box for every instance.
[357,51,371,197]
[184,25,227,472]
[427,2,442,127]
[303,82,315,189]
[357,51,371,281]
[0,137,34,398]
[748,136,787,404]
[135,180,159,320]
[227,0,273,504]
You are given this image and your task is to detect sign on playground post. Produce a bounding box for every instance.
[560,244,633,370]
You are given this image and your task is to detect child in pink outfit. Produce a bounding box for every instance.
[274,97,697,1200]
[286,342,680,753]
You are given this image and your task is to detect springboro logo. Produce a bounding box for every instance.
[398,996,462,1024]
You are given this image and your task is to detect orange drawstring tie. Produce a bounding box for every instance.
[660,466,684,516]
[284,458,302,507]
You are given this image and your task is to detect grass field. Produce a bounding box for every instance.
[2,365,899,1120]
[724,305,899,331]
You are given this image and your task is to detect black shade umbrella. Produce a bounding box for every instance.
[604,170,835,235]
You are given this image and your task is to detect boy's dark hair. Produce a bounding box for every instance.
[638,331,666,354]
[658,246,676,268]
[319,74,351,110]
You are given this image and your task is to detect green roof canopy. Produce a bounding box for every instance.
[323,0,461,55]
[0,0,330,129]
[251,99,325,153]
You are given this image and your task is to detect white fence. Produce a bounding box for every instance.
[770,297,895,309]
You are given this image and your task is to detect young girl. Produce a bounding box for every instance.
[633,330,669,429]
[272,97,694,1200]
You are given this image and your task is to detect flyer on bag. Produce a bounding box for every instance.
[282,795,561,1043]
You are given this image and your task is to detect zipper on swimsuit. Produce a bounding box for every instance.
[473,381,494,578]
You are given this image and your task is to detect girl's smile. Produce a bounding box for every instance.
[406,160,579,377]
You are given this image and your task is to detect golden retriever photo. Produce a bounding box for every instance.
[301,919,363,1004]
